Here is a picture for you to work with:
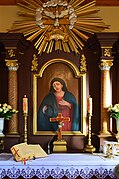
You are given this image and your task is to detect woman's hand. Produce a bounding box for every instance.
[43,105,47,113]
[59,99,71,109]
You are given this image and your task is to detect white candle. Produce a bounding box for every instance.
[23,95,28,114]
[87,96,92,114]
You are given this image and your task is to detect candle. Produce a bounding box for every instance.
[87,96,92,114]
[23,95,28,114]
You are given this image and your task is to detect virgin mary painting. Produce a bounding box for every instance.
[37,77,81,131]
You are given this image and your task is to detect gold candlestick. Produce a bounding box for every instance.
[23,113,28,143]
[23,95,28,143]
[84,113,96,153]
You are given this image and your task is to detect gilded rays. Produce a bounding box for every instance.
[9,0,109,55]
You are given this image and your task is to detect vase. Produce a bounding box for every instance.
[0,118,4,136]
[116,118,119,136]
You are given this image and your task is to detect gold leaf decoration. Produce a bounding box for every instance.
[9,0,109,55]
[31,54,38,71]
[80,54,87,72]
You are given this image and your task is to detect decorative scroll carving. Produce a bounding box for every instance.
[7,49,15,58]
[31,54,38,72]
[103,48,112,57]
[99,60,113,71]
[80,54,87,73]
[5,60,19,71]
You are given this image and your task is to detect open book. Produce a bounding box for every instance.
[10,143,48,162]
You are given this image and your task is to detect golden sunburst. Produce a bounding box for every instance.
[9,0,109,55]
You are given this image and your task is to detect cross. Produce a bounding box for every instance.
[12,147,20,158]
[50,113,70,141]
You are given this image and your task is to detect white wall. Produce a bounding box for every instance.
[0,6,119,32]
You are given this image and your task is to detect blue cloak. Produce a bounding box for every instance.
[37,91,81,131]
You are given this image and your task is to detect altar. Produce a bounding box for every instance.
[0,153,118,179]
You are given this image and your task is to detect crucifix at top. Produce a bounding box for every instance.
[50,113,70,141]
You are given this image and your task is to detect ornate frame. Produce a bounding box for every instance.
[33,58,87,135]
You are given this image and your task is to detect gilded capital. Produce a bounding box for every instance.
[99,60,113,71]
[5,60,19,71]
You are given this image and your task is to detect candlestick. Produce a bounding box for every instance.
[23,113,28,143]
[87,96,92,115]
[23,95,28,114]
[84,113,96,153]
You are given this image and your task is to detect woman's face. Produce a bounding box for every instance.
[52,81,63,92]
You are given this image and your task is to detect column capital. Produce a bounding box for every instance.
[5,60,19,71]
[99,60,113,71]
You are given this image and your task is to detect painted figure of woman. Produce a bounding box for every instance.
[37,77,81,131]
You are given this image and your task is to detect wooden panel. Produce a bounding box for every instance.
[96,0,119,6]
[0,0,119,6]
[0,0,16,5]
[85,0,119,6]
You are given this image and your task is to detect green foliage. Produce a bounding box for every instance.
[108,104,119,119]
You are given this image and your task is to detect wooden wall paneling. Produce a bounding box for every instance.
[96,0,119,6]
[0,0,16,5]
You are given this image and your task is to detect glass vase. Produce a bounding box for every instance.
[116,118,119,136]
[0,118,4,136]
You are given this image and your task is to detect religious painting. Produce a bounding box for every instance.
[33,58,87,135]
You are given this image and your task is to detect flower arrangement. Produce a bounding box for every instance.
[108,103,119,119]
[0,103,18,120]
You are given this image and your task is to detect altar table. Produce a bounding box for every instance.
[0,153,119,179]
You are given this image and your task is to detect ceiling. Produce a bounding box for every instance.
[0,0,119,6]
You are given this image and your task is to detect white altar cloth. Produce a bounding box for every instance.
[0,153,119,179]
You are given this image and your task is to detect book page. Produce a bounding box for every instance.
[11,143,33,161]
[27,144,48,158]
[11,143,48,161]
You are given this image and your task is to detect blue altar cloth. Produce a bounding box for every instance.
[0,153,119,179]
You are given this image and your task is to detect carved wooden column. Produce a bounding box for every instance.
[5,60,19,134]
[99,59,113,135]
[96,33,119,151]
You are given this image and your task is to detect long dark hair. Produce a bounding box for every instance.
[50,77,68,93]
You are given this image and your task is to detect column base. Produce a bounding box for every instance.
[53,140,67,153]
[6,132,19,135]
[99,131,111,136]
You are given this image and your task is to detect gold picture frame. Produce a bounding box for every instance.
[33,58,87,136]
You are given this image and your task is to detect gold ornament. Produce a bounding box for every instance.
[9,0,109,55]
